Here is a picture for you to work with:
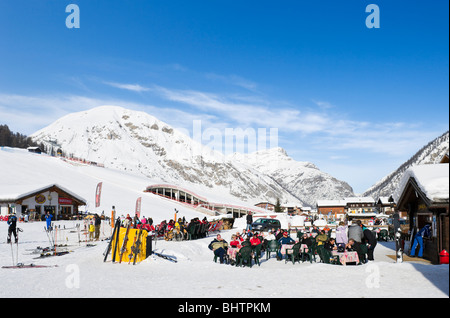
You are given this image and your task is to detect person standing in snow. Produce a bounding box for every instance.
[409,224,432,258]
[45,212,53,230]
[335,221,348,250]
[94,214,101,240]
[348,220,363,243]
[7,213,18,243]
[246,212,253,231]
[361,224,377,261]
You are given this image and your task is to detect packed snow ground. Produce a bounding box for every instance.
[0,147,448,298]
[0,219,448,298]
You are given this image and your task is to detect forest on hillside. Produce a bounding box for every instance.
[0,124,45,150]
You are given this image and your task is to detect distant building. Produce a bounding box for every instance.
[376,196,396,216]
[254,202,275,211]
[316,200,347,220]
[27,146,42,154]
[345,196,377,224]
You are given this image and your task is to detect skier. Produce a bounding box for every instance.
[45,212,53,230]
[7,213,18,243]
[410,223,432,258]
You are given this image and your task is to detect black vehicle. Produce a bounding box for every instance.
[251,218,281,232]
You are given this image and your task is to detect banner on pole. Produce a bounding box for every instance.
[135,197,142,219]
[95,182,103,208]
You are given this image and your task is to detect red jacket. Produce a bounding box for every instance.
[250,237,261,246]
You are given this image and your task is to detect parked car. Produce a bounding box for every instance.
[251,218,281,232]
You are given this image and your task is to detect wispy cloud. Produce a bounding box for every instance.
[148,85,443,158]
[103,81,150,92]
[0,89,442,164]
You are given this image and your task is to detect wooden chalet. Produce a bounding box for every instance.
[0,184,87,221]
[394,164,449,264]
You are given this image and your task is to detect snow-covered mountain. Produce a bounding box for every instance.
[31,106,354,207]
[230,148,354,206]
[363,130,449,199]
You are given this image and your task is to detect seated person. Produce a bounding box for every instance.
[345,238,365,264]
[300,233,313,250]
[315,230,328,246]
[324,238,338,252]
[262,230,276,249]
[236,245,253,266]
[234,232,244,243]
[277,231,295,260]
[250,234,261,247]
[208,234,229,264]
[230,235,242,249]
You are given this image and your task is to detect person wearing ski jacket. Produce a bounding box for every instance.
[7,214,18,243]
[277,232,295,260]
[208,234,228,264]
[246,213,253,231]
[361,225,377,261]
[137,218,152,232]
[45,212,53,230]
[94,214,101,240]
[348,221,363,243]
[250,235,261,247]
[335,222,348,249]
[410,224,432,258]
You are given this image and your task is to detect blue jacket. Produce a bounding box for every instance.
[45,214,53,224]
[7,215,17,228]
[278,236,295,245]
[417,224,431,238]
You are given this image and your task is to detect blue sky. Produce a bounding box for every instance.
[0,0,448,193]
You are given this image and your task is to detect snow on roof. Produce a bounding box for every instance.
[376,196,392,204]
[0,183,86,204]
[344,196,375,203]
[316,199,347,207]
[393,164,449,204]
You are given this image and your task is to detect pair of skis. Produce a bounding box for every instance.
[2,263,58,269]
[129,227,143,265]
[103,217,121,262]
[9,227,23,267]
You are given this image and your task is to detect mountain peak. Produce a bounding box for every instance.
[31,106,355,206]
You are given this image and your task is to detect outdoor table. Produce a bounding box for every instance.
[280,244,295,255]
[227,247,239,261]
[332,250,359,265]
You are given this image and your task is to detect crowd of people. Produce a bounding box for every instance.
[208,220,380,266]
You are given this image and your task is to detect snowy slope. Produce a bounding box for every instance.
[0,147,212,223]
[364,131,449,198]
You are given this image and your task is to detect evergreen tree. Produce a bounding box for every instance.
[274,198,282,212]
